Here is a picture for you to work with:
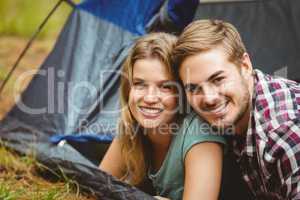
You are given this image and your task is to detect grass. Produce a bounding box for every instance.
[0,67,8,81]
[0,144,94,200]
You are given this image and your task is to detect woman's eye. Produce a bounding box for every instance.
[160,83,174,92]
[133,82,146,89]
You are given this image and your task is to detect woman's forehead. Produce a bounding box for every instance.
[132,58,173,80]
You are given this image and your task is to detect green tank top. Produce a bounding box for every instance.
[148,112,226,200]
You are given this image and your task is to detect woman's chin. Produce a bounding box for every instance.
[139,119,161,129]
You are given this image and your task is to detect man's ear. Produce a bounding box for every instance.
[240,52,253,76]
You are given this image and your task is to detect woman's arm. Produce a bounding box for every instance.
[99,138,126,179]
[183,142,223,200]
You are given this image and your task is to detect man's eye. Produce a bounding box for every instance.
[213,77,224,85]
[185,85,201,94]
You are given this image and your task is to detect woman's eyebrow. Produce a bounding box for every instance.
[132,77,144,81]
[132,77,174,85]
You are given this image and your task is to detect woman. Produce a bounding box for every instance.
[99,32,225,200]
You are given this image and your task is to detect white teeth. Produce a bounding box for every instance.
[215,104,226,112]
[210,101,228,114]
[139,107,162,114]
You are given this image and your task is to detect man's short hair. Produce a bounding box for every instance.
[173,19,247,69]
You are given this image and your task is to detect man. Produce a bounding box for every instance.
[173,19,300,199]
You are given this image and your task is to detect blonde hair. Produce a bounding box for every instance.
[173,19,247,69]
[118,32,177,186]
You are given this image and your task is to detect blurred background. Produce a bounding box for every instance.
[0,0,80,119]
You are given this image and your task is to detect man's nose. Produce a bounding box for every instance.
[202,85,219,108]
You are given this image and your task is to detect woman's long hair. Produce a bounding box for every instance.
[118,32,177,186]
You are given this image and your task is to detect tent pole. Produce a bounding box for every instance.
[0,0,66,96]
[62,0,76,7]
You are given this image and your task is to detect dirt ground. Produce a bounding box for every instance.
[0,36,55,119]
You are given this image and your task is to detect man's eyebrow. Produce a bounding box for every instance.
[183,70,225,90]
[207,70,225,82]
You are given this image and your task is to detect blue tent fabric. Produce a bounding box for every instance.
[50,134,113,144]
[167,0,199,29]
[76,0,199,35]
[144,0,199,33]
[77,0,165,35]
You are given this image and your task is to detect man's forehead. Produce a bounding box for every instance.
[180,58,226,80]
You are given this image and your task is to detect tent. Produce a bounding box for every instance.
[0,0,299,199]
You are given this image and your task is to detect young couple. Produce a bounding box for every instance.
[100,19,300,200]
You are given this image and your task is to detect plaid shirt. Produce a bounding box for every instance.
[231,69,300,200]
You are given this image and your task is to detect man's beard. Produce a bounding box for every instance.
[211,81,250,135]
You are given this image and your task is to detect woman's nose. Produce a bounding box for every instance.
[143,86,159,103]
